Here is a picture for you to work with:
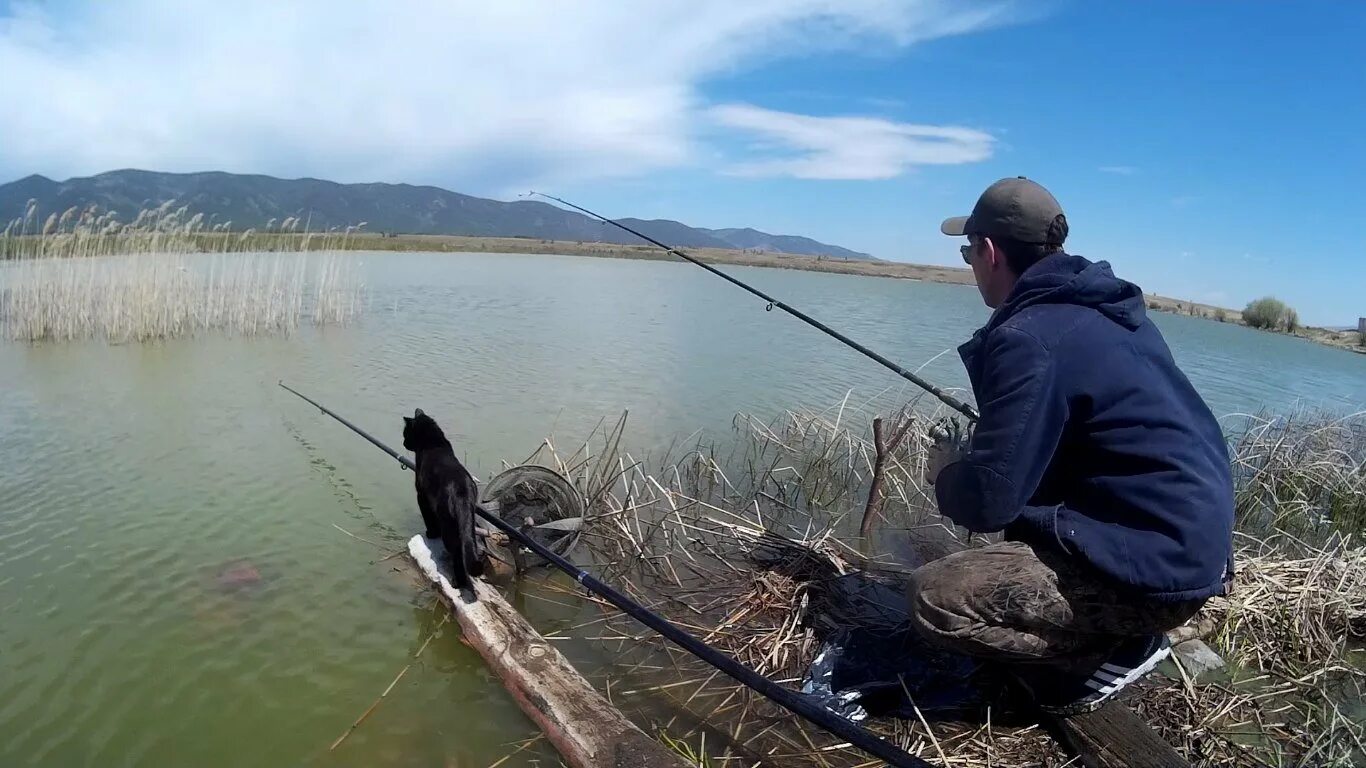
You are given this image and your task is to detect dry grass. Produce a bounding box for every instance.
[1209,538,1366,670]
[1230,410,1366,543]
[0,200,365,342]
[504,402,1366,767]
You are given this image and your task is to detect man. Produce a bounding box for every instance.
[911,177,1234,715]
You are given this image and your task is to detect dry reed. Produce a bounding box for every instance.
[0,200,366,342]
[1229,410,1366,544]
[505,402,1366,767]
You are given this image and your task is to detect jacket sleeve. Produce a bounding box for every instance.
[935,326,1068,532]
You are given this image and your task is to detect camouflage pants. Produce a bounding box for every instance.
[907,541,1204,670]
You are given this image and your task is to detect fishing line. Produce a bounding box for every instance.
[527,191,980,423]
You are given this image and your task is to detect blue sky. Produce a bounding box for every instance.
[1,1,1363,323]
[560,2,1366,325]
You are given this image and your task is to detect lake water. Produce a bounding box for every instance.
[2,251,1365,767]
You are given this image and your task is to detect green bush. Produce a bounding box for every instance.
[1242,296,1299,331]
[1214,308,1227,322]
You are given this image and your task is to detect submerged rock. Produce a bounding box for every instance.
[211,558,264,594]
[1172,638,1226,680]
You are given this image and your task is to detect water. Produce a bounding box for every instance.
[2,251,1364,767]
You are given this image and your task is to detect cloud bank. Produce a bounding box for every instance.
[0,0,1013,189]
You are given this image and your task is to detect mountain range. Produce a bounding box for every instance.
[0,169,873,260]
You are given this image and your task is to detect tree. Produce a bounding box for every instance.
[1284,307,1300,333]
[1242,296,1299,332]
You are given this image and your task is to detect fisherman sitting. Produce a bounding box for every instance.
[911,177,1235,715]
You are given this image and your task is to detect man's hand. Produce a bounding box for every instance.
[924,417,969,486]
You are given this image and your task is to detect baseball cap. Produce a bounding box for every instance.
[941,176,1068,245]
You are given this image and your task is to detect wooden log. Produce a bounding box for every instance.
[985,623,1190,765]
[1046,701,1190,768]
[407,536,689,768]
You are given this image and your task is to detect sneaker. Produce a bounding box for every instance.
[1024,634,1171,716]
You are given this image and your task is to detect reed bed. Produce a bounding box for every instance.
[1229,410,1366,544]
[507,403,1366,767]
[0,199,366,342]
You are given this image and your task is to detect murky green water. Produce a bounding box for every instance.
[3,251,1365,767]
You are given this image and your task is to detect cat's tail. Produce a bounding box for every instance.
[464,478,485,578]
[448,485,484,580]
[465,534,484,578]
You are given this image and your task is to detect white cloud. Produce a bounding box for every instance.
[710,104,995,180]
[0,0,1017,191]
[1098,165,1137,175]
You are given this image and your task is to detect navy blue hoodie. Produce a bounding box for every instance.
[935,252,1234,601]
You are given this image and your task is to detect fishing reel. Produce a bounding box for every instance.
[478,465,585,575]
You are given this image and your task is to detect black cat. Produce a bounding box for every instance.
[402,409,483,595]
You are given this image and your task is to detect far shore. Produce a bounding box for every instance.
[307,232,1363,356]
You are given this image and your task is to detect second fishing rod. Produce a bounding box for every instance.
[529,192,980,423]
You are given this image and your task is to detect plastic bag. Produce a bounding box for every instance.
[799,572,988,722]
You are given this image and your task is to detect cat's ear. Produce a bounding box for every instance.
[403,416,413,425]
[414,408,425,418]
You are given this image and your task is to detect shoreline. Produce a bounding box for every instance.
[7,229,1362,355]
[323,233,1365,356]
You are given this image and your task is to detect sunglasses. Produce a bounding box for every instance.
[959,243,973,264]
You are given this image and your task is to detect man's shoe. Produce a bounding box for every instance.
[1023,634,1171,716]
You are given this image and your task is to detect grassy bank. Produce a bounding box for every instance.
[1151,293,1365,355]
[183,230,982,284]
[512,401,1365,766]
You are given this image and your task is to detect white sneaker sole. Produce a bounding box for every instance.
[1044,643,1171,716]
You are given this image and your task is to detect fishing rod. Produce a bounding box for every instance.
[528,192,980,423]
[278,381,935,768]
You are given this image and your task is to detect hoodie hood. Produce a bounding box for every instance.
[988,252,1146,333]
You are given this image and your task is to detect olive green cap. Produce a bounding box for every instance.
[941,176,1068,245]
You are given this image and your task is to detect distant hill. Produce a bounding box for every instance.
[0,169,874,260]
[705,227,868,259]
